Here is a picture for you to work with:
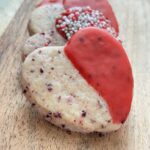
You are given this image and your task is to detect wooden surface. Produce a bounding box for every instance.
[0,0,150,149]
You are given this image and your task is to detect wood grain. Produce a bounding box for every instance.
[0,0,150,149]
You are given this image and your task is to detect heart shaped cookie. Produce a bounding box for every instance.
[22,27,133,133]
[29,4,65,34]
[63,0,119,33]
[56,7,117,39]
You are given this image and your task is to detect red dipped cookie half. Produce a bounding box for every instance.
[22,27,133,133]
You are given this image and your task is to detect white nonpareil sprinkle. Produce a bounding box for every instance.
[56,6,117,39]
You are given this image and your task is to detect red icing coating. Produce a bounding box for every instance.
[63,0,119,33]
[37,0,63,7]
[64,27,133,123]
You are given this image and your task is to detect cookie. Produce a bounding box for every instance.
[63,0,119,33]
[22,28,133,133]
[29,4,65,34]
[22,29,66,60]
[22,46,121,133]
[56,7,117,39]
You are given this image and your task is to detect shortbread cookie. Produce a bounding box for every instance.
[56,7,117,39]
[29,4,65,34]
[22,30,66,59]
[22,46,121,133]
[22,28,133,133]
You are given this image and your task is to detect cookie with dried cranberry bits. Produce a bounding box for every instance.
[22,29,66,60]
[22,46,121,133]
[29,4,65,34]
[56,7,117,39]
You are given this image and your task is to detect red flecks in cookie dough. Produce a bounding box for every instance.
[56,7,117,39]
[57,96,61,102]
[38,50,42,54]
[81,110,86,117]
[40,68,44,73]
[61,124,66,128]
[66,129,71,135]
[51,67,54,70]
[64,27,133,123]
[23,86,29,94]
[58,50,61,54]
[46,83,53,92]
[54,112,62,118]
[46,112,52,118]
[63,0,119,33]
[98,132,105,137]
[32,58,35,61]
[66,95,73,105]
[23,89,27,94]
[31,103,36,107]
[30,70,34,73]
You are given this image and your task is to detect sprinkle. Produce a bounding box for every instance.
[44,43,49,47]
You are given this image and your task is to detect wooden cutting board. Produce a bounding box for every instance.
[0,0,149,149]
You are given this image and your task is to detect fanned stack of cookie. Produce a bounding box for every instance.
[21,0,133,133]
